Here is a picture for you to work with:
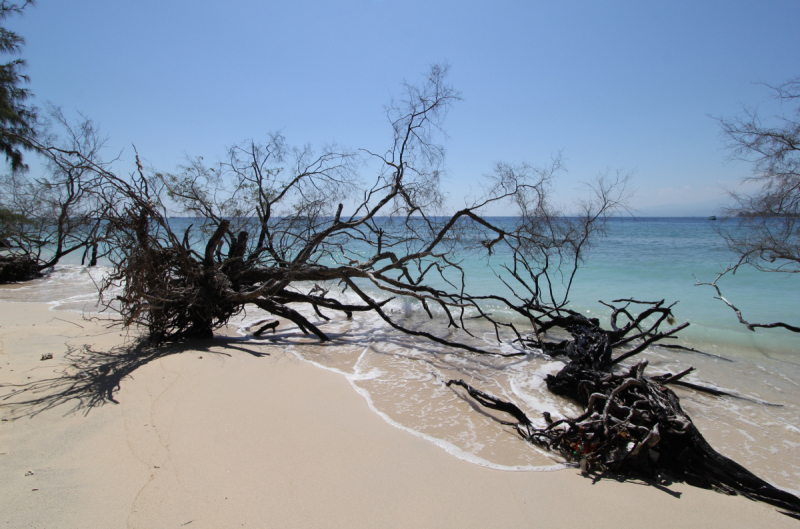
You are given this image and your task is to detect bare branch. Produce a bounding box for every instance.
[695,268,800,333]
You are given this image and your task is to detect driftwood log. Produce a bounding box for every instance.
[0,253,40,283]
[447,300,800,519]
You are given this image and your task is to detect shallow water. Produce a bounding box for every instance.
[2,217,799,493]
[222,303,800,494]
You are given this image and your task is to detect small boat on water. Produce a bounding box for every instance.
[708,215,717,220]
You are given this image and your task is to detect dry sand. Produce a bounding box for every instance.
[0,301,797,528]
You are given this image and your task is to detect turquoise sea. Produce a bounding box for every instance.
[559,217,799,359]
[2,216,798,492]
[347,215,800,360]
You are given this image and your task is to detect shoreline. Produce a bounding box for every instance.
[3,270,800,492]
[1,302,797,527]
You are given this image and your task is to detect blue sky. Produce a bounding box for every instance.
[8,0,800,215]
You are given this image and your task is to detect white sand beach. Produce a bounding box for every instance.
[1,302,797,528]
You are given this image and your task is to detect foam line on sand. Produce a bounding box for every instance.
[0,302,796,528]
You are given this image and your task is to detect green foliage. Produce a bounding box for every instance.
[0,1,35,171]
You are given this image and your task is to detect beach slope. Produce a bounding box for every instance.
[0,302,795,528]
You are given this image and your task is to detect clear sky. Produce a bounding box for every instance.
[7,0,800,215]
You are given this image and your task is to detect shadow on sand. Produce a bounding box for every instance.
[0,335,273,419]
[0,316,450,419]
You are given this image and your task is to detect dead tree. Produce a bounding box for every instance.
[715,76,800,276]
[442,212,800,516]
[447,298,800,518]
[28,65,625,351]
[0,106,111,282]
[704,75,800,333]
[0,252,37,282]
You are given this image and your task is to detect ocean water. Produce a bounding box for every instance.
[1,217,799,492]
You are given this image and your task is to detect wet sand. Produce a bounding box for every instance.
[0,302,797,528]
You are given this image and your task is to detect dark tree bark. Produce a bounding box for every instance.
[447,299,800,519]
[0,253,39,282]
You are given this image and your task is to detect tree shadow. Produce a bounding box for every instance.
[586,468,683,499]
[0,335,271,419]
[0,313,449,421]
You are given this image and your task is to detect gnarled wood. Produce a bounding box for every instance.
[448,299,800,519]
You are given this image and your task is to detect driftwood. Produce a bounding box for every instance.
[696,267,800,334]
[447,300,800,519]
[250,319,279,337]
[0,253,40,283]
[12,66,627,359]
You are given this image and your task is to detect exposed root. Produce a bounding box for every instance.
[448,299,800,519]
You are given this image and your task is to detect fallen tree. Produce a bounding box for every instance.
[30,65,625,352]
[447,298,800,519]
[17,65,800,518]
[0,252,38,282]
[0,106,111,283]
